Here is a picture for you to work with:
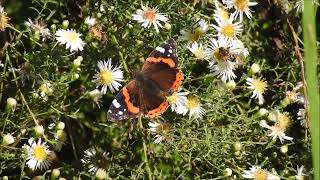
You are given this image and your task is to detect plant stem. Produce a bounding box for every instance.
[302,1,319,179]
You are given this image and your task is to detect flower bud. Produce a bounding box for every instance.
[34,125,45,136]
[51,168,60,179]
[224,168,232,177]
[6,97,17,111]
[258,108,268,116]
[164,23,172,30]
[72,73,80,80]
[50,24,57,31]
[250,63,260,74]
[234,141,242,151]
[280,145,288,154]
[56,122,65,130]
[56,130,67,142]
[2,134,14,145]
[226,80,236,90]
[62,20,69,29]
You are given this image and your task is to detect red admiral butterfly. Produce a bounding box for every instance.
[108,39,184,121]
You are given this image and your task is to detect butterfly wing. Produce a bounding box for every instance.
[107,80,141,121]
[142,39,184,92]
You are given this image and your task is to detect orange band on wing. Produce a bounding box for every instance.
[146,101,169,118]
[146,57,176,68]
[171,70,184,91]
[122,87,140,114]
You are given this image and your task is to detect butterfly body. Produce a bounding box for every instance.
[108,39,183,121]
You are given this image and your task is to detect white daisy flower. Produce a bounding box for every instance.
[205,37,232,60]
[93,59,124,94]
[22,138,53,171]
[132,3,168,33]
[176,96,205,119]
[81,148,109,174]
[243,165,280,180]
[222,0,258,21]
[148,121,172,144]
[246,77,267,105]
[260,120,293,143]
[55,29,85,52]
[268,110,291,129]
[209,60,237,82]
[212,13,243,40]
[166,89,189,113]
[214,0,230,22]
[25,18,51,40]
[188,42,206,59]
[180,19,209,42]
[85,16,96,26]
[295,165,306,180]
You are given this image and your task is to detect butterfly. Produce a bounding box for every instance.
[108,39,184,121]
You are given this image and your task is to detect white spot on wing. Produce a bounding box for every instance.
[108,110,112,113]
[119,111,123,115]
[112,99,121,108]
[156,47,165,53]
[124,109,127,112]
[169,49,173,53]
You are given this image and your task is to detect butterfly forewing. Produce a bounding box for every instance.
[108,80,140,121]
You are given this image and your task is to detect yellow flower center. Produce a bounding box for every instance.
[65,31,79,43]
[186,97,200,110]
[0,12,9,31]
[100,70,113,85]
[190,28,205,41]
[39,84,50,94]
[252,79,267,93]
[167,93,178,104]
[222,24,236,38]
[253,169,268,180]
[193,48,205,59]
[234,0,249,11]
[32,146,47,161]
[278,113,290,129]
[143,9,156,21]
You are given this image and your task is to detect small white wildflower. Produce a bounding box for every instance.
[209,60,237,82]
[22,138,53,170]
[180,19,209,42]
[132,3,168,33]
[246,77,267,105]
[39,82,53,98]
[81,148,109,174]
[188,42,206,59]
[55,29,85,52]
[93,59,124,94]
[148,121,172,144]
[166,89,189,113]
[176,96,205,119]
[224,168,233,176]
[222,0,258,21]
[297,108,306,127]
[242,165,280,180]
[212,13,243,40]
[214,1,230,22]
[260,120,293,143]
[25,18,51,40]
